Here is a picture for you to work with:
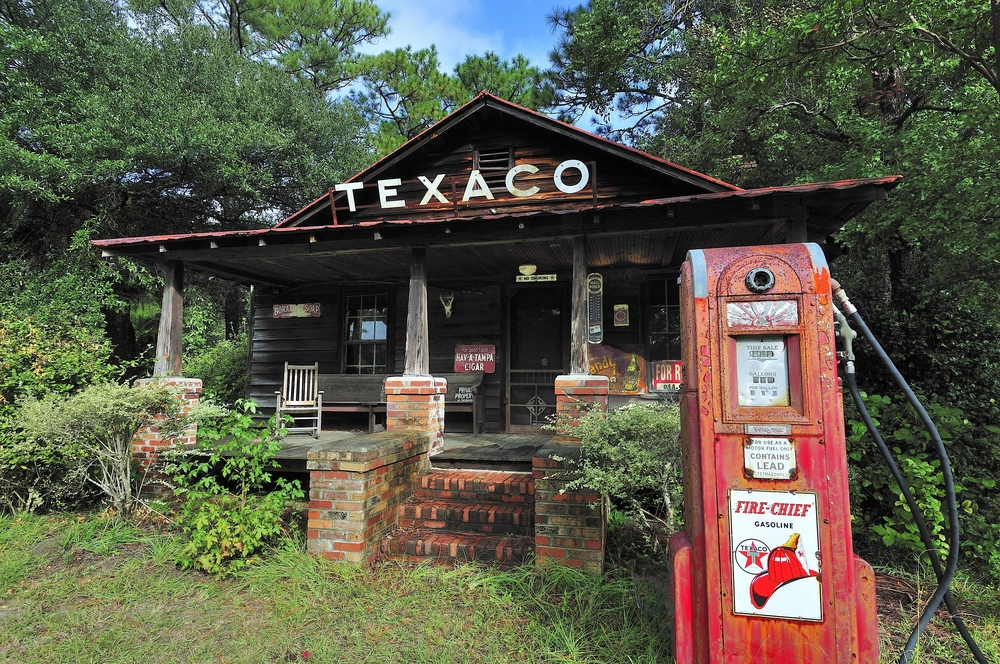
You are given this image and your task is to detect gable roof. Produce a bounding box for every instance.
[275,91,742,229]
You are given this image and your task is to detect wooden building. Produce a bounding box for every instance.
[94,92,899,435]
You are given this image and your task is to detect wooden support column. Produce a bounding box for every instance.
[570,235,588,375]
[785,216,809,243]
[404,248,429,376]
[153,260,183,377]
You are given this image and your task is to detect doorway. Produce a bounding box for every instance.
[506,286,566,432]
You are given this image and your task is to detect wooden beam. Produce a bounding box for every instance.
[153,260,183,377]
[785,216,809,243]
[404,248,429,375]
[570,236,588,375]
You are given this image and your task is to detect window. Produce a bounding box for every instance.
[343,293,388,374]
[648,275,680,361]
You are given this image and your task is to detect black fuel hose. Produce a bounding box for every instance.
[831,281,983,664]
[844,365,989,664]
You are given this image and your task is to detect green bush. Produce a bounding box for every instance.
[0,417,100,514]
[165,400,303,576]
[15,382,179,517]
[0,307,117,417]
[561,402,683,530]
[846,391,1000,576]
[184,332,249,406]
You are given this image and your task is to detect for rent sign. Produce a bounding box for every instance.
[454,345,496,373]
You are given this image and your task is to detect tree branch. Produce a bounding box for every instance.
[909,14,1000,98]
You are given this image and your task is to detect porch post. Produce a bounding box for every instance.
[153,260,183,377]
[386,247,446,454]
[404,247,429,375]
[570,235,588,375]
[554,235,610,427]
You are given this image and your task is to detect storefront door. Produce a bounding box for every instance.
[506,286,566,432]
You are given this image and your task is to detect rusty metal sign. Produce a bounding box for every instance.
[744,437,797,480]
[273,303,321,318]
[454,344,496,373]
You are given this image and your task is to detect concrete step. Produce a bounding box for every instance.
[397,499,534,537]
[413,469,534,504]
[381,529,533,567]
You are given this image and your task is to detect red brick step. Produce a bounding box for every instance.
[413,469,534,504]
[397,499,533,537]
[381,529,533,567]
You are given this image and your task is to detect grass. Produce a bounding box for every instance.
[1,511,997,663]
[0,512,672,663]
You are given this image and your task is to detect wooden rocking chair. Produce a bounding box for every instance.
[275,362,323,438]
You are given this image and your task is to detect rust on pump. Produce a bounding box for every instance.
[669,243,878,664]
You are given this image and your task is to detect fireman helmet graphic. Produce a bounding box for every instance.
[749,533,819,609]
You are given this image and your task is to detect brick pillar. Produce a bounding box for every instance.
[554,374,610,428]
[307,431,429,563]
[384,376,447,456]
[533,440,606,573]
[132,377,202,496]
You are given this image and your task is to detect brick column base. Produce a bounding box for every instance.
[132,377,202,497]
[554,374,610,428]
[532,440,605,574]
[307,431,430,563]
[384,376,446,456]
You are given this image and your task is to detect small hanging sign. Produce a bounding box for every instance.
[613,304,629,326]
[273,303,321,318]
[454,344,496,373]
[515,274,557,282]
[587,273,603,344]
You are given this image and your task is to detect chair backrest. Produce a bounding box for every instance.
[281,362,319,405]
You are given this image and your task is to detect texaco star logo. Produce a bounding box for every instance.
[734,538,770,574]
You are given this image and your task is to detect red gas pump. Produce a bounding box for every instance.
[669,243,878,663]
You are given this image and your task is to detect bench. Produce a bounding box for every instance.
[442,373,485,435]
[315,373,485,434]
[317,374,387,433]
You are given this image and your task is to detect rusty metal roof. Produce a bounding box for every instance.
[93,176,900,252]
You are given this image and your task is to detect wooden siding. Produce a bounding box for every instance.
[248,286,341,408]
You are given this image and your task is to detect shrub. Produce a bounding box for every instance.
[0,417,100,514]
[0,306,117,417]
[846,391,1000,576]
[183,332,248,406]
[16,381,179,517]
[165,400,303,576]
[560,402,683,531]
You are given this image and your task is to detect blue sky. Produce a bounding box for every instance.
[365,0,563,74]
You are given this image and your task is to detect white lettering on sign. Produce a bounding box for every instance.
[735,335,789,407]
[273,303,321,318]
[418,174,449,205]
[462,169,495,202]
[506,164,540,197]
[730,489,822,621]
[327,160,595,213]
[553,159,590,194]
[454,344,496,373]
[652,360,682,392]
[744,437,796,480]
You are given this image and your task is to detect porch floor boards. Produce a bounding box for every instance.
[277,431,551,468]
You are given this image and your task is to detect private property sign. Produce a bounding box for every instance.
[454,345,496,373]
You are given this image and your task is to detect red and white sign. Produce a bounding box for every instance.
[454,345,496,373]
[651,360,682,391]
[729,489,822,621]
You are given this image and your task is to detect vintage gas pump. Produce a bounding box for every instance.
[669,243,878,663]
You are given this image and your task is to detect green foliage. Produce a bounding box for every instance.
[562,402,683,529]
[15,382,179,517]
[0,419,99,514]
[184,333,249,406]
[0,305,116,418]
[165,400,303,576]
[846,391,1000,574]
